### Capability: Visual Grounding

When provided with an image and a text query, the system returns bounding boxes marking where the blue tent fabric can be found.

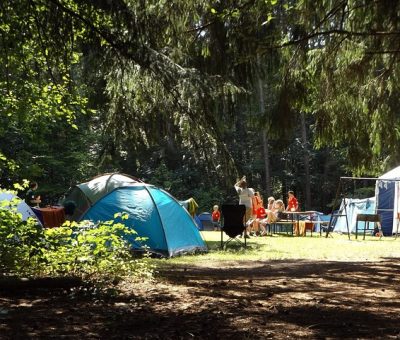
[0,191,42,226]
[304,212,330,232]
[375,165,400,236]
[376,181,395,236]
[197,212,214,231]
[82,184,207,257]
[193,215,203,230]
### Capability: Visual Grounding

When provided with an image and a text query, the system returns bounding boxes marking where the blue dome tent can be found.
[64,174,207,257]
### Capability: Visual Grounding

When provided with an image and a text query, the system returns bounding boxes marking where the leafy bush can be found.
[0,199,153,281]
[43,220,152,280]
[0,206,46,274]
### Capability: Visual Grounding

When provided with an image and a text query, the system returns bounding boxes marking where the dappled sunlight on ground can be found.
[1,234,400,339]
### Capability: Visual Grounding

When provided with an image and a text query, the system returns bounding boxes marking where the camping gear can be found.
[0,191,42,226]
[355,213,383,240]
[61,173,141,221]
[197,212,214,231]
[63,173,207,257]
[220,204,246,249]
[333,197,376,234]
[179,197,198,217]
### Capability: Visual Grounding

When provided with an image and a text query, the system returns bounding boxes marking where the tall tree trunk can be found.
[300,112,311,209]
[257,56,271,196]
[262,130,271,196]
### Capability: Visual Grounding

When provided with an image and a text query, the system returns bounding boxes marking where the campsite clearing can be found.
[1,233,400,339]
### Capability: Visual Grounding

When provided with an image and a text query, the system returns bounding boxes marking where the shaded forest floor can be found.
[1,258,400,339]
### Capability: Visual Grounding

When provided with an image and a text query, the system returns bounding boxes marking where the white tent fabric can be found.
[333,197,376,233]
[375,165,400,235]
[0,190,41,225]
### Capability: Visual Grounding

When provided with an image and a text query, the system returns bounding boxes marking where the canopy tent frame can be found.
[327,176,400,238]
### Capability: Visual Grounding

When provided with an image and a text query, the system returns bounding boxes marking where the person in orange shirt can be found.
[252,192,263,217]
[212,204,221,231]
[249,192,263,235]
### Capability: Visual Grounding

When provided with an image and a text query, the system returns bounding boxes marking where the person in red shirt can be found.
[286,191,299,212]
[251,203,267,236]
[252,192,263,217]
[212,204,221,231]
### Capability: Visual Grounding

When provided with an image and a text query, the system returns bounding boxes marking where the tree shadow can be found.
[1,259,400,339]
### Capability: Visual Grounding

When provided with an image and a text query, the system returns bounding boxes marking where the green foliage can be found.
[0,198,152,281]
[282,0,400,174]
[0,205,46,274]
[2,0,392,217]
[43,220,152,280]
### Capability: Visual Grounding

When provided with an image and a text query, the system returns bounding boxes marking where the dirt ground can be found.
[1,259,400,339]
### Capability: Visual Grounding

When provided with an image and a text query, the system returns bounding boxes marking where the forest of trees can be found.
[1,0,400,213]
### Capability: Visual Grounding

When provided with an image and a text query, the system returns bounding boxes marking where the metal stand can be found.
[355,214,383,240]
[326,178,351,239]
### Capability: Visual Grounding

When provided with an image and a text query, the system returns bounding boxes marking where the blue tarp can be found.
[333,197,376,233]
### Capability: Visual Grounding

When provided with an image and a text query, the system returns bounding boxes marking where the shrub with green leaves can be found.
[43,220,152,280]
[0,197,153,280]
[0,204,46,275]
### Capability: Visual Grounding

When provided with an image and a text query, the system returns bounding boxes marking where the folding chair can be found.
[220,204,246,249]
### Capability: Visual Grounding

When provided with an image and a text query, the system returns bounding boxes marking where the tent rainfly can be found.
[63,173,207,257]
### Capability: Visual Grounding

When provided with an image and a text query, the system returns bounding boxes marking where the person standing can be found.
[286,190,299,212]
[234,176,255,237]
[212,204,221,231]
[25,181,41,207]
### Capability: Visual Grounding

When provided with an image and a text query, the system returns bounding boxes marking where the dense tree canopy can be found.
[1,0,398,211]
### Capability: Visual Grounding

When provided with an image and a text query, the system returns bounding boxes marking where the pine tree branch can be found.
[274,29,400,49]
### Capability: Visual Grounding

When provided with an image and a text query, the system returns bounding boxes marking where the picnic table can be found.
[32,206,65,228]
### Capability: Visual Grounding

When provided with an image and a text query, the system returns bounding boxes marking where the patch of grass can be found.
[161,231,400,266]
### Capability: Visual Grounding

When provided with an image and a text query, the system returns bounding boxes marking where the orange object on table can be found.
[35,206,66,228]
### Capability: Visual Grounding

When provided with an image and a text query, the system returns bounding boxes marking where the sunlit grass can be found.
[161,231,400,266]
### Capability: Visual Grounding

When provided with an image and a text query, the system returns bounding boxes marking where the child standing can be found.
[212,205,221,231]
[286,191,299,212]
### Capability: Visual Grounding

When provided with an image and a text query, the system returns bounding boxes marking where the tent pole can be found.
[343,198,350,240]
[143,185,171,256]
[327,178,342,238]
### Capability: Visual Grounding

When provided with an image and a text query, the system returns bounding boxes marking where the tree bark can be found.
[300,112,311,209]
[257,55,271,196]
